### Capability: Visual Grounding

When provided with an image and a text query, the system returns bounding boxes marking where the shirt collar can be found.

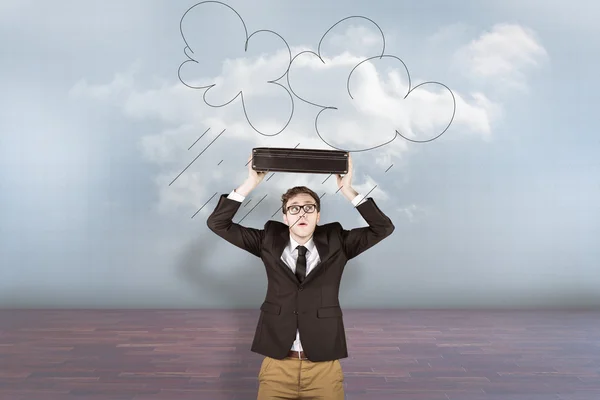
[288,234,315,254]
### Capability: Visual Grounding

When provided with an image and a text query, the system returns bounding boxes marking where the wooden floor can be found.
[0,309,599,400]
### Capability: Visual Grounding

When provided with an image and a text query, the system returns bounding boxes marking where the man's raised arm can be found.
[206,154,268,257]
[335,154,395,259]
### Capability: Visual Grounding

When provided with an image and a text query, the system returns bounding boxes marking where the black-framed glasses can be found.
[286,204,317,215]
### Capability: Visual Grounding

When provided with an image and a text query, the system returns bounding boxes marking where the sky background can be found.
[1,0,599,309]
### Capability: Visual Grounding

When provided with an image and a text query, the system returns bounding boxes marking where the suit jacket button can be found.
[293,310,298,314]
[298,286,303,291]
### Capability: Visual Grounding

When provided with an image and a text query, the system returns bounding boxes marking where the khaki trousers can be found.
[257,355,345,399]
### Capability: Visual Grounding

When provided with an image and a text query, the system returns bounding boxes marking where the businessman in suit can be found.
[206,152,395,399]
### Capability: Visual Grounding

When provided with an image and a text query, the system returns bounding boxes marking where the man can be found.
[206,152,395,399]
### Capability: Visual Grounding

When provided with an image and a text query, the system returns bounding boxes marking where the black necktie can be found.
[295,245,307,283]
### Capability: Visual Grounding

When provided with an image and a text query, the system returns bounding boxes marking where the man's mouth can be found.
[298,222,307,226]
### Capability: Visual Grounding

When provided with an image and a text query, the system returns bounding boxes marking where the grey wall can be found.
[1,0,599,309]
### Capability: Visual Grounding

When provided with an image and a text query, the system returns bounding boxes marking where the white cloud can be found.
[398,204,429,223]
[70,63,212,127]
[286,44,499,151]
[488,0,600,35]
[454,23,548,92]
[70,65,137,102]
[322,24,387,58]
[453,92,502,140]
[177,1,297,137]
[69,24,515,217]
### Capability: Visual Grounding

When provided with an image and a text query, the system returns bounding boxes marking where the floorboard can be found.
[1,309,599,399]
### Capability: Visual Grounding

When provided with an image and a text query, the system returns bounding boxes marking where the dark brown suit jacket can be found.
[206,193,395,362]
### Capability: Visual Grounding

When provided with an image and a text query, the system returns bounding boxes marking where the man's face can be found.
[283,193,320,239]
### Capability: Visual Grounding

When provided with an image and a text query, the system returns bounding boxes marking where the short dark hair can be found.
[281,186,320,214]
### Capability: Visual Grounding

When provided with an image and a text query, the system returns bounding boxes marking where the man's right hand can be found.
[247,152,267,187]
[234,152,267,197]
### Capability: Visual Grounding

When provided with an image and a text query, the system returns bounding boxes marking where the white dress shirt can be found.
[226,189,366,351]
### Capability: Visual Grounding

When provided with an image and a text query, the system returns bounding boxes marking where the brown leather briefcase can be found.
[252,147,348,174]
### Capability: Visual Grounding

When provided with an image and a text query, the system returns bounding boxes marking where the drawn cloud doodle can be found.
[177,3,456,151]
[178,1,294,136]
[286,16,457,152]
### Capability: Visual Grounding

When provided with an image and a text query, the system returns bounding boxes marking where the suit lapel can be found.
[274,227,300,283]
[274,223,330,286]
[301,225,329,285]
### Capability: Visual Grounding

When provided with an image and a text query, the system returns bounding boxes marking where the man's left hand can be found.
[336,153,353,191]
